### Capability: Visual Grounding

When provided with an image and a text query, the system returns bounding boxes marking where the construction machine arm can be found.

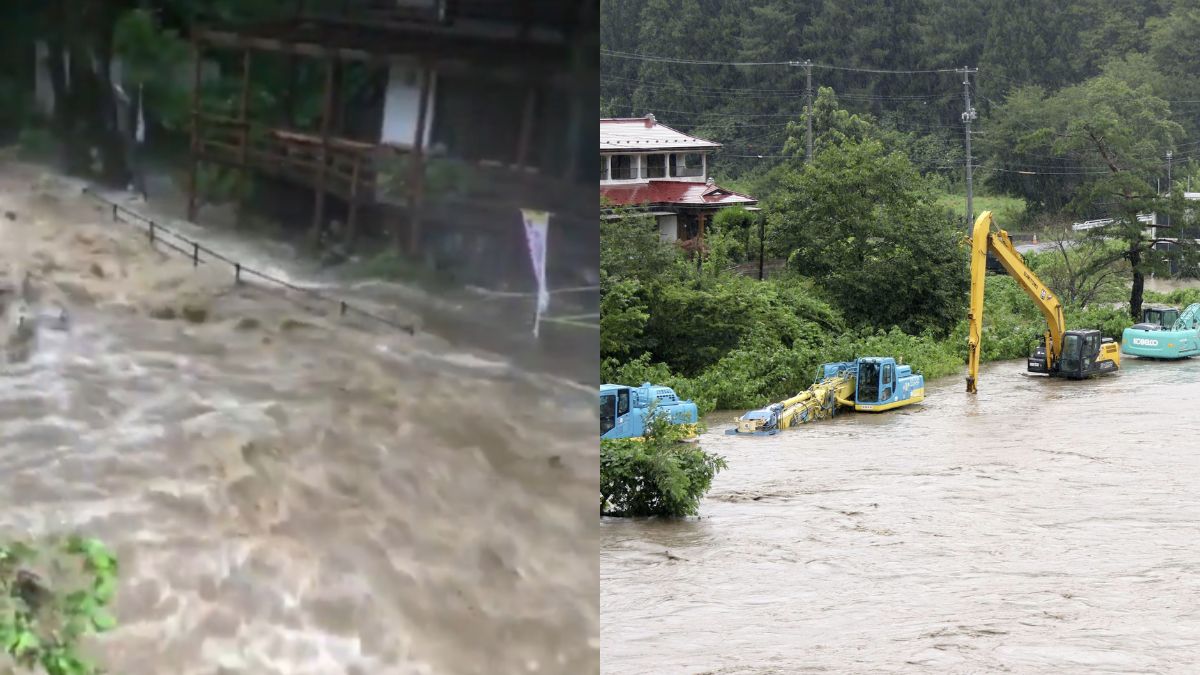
[966,211,1066,393]
[1173,303,1200,331]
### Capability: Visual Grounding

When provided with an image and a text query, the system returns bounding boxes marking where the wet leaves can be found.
[0,536,118,675]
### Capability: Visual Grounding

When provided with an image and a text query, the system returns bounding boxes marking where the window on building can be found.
[645,154,666,179]
[670,152,704,178]
[611,154,635,180]
[600,156,609,181]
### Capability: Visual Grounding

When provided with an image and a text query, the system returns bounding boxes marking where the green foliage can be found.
[601,354,715,415]
[376,156,477,203]
[0,537,118,675]
[935,191,1027,229]
[1023,231,1129,307]
[1065,304,1133,340]
[16,128,56,161]
[641,274,843,376]
[599,210,680,288]
[1144,287,1200,308]
[767,135,968,334]
[344,249,453,288]
[600,408,726,518]
[196,164,253,206]
[599,274,650,360]
[112,8,192,132]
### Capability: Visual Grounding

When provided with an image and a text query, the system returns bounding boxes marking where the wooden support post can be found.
[346,153,361,244]
[333,60,345,136]
[284,54,298,129]
[405,63,433,255]
[237,49,251,227]
[310,57,337,247]
[515,86,537,169]
[186,35,202,222]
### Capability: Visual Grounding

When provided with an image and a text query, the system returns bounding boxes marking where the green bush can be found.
[600,410,726,518]
[1144,288,1200,308]
[0,537,118,675]
[16,128,56,161]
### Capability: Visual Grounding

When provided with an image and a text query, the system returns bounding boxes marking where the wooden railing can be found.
[194,112,590,217]
[194,113,388,203]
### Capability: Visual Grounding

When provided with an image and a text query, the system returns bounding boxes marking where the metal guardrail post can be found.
[192,243,199,267]
[148,221,155,244]
[112,204,118,221]
[235,263,241,283]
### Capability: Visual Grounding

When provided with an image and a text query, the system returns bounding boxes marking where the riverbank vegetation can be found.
[601,92,1145,412]
[603,0,1200,411]
[0,537,118,675]
[600,411,726,518]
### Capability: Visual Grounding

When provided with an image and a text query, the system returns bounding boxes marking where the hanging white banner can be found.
[520,208,551,337]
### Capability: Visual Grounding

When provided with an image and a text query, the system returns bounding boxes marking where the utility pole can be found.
[1166,150,1173,229]
[758,211,765,281]
[959,67,978,232]
[805,60,813,163]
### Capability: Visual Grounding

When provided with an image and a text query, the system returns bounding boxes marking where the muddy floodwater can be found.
[602,357,1200,673]
[0,164,597,674]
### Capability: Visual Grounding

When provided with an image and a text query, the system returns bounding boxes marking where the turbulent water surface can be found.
[602,357,1200,674]
[0,163,598,674]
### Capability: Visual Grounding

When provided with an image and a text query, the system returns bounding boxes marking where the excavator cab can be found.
[857,360,880,402]
[1135,305,1180,331]
[1056,329,1119,379]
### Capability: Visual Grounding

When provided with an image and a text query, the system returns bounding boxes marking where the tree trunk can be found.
[42,0,130,185]
[1129,245,1144,320]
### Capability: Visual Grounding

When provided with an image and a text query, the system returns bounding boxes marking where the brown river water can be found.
[602,357,1200,673]
[0,164,598,674]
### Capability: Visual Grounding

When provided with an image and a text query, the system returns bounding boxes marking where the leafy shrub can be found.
[0,537,118,675]
[16,128,56,161]
[601,354,715,415]
[1144,287,1200,308]
[600,410,726,518]
[1066,304,1133,339]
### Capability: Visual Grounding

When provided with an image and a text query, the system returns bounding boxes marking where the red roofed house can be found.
[600,114,758,242]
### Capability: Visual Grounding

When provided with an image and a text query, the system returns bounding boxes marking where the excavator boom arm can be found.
[966,211,1066,393]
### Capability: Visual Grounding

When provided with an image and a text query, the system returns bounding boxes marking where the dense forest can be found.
[599,0,1200,409]
[602,0,1200,197]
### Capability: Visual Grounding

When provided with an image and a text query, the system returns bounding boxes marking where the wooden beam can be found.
[187,35,202,222]
[405,63,433,255]
[236,49,253,227]
[310,58,337,245]
[284,53,298,128]
[514,86,537,168]
[346,154,361,244]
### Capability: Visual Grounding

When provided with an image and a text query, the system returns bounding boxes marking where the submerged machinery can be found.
[966,211,1119,392]
[727,357,924,436]
[600,382,699,440]
[1121,303,1200,359]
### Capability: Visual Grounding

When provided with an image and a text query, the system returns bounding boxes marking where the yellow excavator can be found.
[966,210,1120,393]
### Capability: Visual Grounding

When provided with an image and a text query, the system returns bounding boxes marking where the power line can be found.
[601,48,962,74]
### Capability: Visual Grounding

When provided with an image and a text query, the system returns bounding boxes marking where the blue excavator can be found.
[1121,303,1200,359]
[600,382,699,440]
[726,357,924,435]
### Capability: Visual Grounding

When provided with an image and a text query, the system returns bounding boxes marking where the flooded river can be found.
[0,164,598,674]
[602,357,1200,673]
